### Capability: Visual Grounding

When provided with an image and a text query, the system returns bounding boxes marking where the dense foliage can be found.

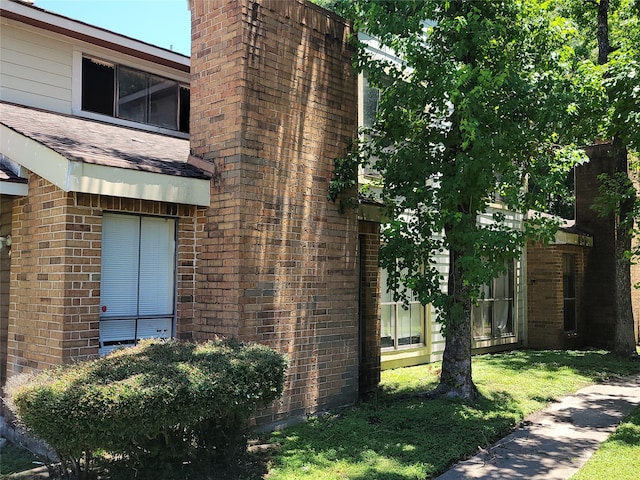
[5,338,287,479]
[556,0,640,356]
[331,0,586,397]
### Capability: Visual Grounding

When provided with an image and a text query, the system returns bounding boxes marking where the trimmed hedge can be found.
[5,338,287,479]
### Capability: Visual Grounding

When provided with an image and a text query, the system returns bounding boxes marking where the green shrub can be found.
[4,338,287,479]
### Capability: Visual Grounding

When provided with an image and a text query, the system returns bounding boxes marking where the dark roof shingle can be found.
[0,102,209,180]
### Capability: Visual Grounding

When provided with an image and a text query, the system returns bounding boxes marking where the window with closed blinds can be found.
[99,213,176,355]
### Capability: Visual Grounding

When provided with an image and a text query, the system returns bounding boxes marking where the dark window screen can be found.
[82,57,114,116]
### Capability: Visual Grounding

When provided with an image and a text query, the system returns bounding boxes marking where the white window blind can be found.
[99,213,176,355]
[139,216,175,316]
[101,214,140,317]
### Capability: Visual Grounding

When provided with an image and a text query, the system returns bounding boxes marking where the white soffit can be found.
[0,181,28,196]
[0,153,28,196]
[0,124,210,206]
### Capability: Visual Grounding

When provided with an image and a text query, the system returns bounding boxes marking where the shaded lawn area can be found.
[570,403,640,480]
[0,441,44,477]
[263,349,640,480]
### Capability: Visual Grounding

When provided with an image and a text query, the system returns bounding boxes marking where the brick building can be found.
[0,0,381,427]
[526,143,640,351]
[1,0,637,433]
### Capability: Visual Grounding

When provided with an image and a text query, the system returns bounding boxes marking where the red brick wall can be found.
[0,197,12,385]
[190,0,359,424]
[527,242,587,349]
[576,144,624,348]
[359,221,380,394]
[5,175,201,377]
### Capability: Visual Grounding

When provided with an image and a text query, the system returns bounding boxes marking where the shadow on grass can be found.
[262,349,640,479]
[265,389,523,480]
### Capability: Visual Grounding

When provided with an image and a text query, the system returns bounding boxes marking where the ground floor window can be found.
[99,213,176,355]
[472,264,515,339]
[380,268,423,349]
[563,254,577,332]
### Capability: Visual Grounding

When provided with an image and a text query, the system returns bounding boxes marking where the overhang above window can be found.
[0,102,210,206]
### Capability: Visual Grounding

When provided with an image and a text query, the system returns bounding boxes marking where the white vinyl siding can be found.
[0,20,73,113]
[99,213,175,355]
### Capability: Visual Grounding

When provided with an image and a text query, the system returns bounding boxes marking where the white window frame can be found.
[99,213,177,355]
[71,50,189,138]
[471,263,516,340]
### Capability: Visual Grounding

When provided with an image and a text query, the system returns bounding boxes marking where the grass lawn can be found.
[0,441,44,478]
[2,349,637,479]
[570,403,640,480]
[263,349,640,480]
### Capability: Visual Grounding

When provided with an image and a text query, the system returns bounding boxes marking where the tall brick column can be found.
[358,220,381,394]
[576,144,617,348]
[190,0,360,425]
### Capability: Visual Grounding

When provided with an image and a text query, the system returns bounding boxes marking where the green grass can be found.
[0,442,44,478]
[262,349,640,480]
[570,403,640,480]
[2,349,638,479]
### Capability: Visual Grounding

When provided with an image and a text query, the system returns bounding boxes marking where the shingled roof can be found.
[0,102,209,180]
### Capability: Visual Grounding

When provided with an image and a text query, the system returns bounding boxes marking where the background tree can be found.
[561,0,640,356]
[332,0,585,399]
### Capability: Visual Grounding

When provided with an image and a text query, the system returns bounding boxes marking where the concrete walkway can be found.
[435,373,640,480]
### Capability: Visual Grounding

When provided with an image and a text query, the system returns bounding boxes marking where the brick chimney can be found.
[189,0,360,426]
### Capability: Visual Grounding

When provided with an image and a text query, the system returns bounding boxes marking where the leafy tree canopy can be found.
[333,0,585,320]
[555,0,640,150]
[330,0,594,397]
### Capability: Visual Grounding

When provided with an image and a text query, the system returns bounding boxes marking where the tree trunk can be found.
[597,1,638,357]
[436,239,478,400]
[612,137,638,356]
[597,0,611,65]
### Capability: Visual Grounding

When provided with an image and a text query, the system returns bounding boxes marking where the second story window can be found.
[81,57,189,133]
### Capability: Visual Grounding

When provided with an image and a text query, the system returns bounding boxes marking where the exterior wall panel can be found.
[0,20,73,113]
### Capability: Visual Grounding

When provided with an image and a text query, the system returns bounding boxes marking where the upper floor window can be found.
[82,57,189,133]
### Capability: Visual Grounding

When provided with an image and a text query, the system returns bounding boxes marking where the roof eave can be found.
[0,124,210,206]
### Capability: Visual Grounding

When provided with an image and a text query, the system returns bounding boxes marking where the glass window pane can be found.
[82,57,114,116]
[381,304,395,348]
[397,304,412,345]
[472,302,492,338]
[118,66,148,123]
[494,272,509,300]
[362,75,380,129]
[100,214,140,317]
[493,299,513,335]
[148,75,178,129]
[380,268,393,303]
[179,85,190,133]
[137,318,172,340]
[564,299,577,331]
[410,302,422,344]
